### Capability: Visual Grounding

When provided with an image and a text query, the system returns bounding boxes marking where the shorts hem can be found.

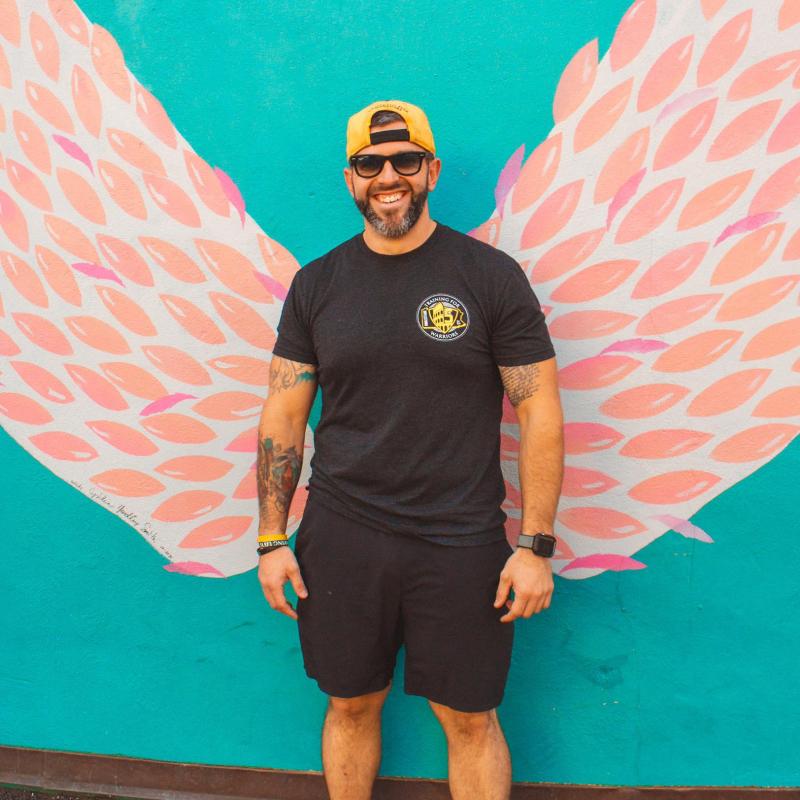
[307,671,393,699]
[403,684,503,713]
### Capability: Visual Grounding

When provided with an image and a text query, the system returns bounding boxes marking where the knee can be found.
[429,700,497,739]
[328,681,391,718]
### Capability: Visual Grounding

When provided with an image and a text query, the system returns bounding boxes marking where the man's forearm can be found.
[517,417,564,535]
[256,411,305,536]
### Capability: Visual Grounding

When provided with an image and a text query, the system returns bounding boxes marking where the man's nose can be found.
[375,158,401,182]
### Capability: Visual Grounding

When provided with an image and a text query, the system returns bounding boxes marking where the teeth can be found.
[375,192,403,203]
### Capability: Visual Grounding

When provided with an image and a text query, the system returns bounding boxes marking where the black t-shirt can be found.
[272,221,556,546]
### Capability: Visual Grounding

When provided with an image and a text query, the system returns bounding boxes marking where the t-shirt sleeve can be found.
[271,269,318,365]
[491,260,556,367]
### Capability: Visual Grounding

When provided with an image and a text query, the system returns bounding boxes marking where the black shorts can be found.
[293,493,515,713]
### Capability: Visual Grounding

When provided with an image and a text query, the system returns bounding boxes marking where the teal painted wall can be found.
[2,0,799,788]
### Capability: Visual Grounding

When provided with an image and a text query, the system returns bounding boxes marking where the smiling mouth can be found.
[372,191,407,205]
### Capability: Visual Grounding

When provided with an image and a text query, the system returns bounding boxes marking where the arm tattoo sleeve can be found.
[268,357,316,396]
[498,362,543,407]
[257,436,302,517]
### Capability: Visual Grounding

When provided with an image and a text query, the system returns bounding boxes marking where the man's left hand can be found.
[494,547,554,622]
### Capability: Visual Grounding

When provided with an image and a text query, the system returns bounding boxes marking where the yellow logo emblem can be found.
[417,294,470,341]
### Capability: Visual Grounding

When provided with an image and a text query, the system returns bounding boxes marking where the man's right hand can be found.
[258,545,309,621]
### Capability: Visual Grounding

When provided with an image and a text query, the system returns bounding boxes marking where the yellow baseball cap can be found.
[346,99,436,160]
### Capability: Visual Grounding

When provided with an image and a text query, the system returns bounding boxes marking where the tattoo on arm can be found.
[498,363,542,407]
[268,357,316,396]
[257,437,302,517]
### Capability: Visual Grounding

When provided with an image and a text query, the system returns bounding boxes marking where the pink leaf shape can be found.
[549,310,636,340]
[707,100,782,162]
[152,490,225,522]
[180,516,254,548]
[558,354,641,390]
[629,470,720,504]
[552,259,639,303]
[728,50,800,101]
[653,330,742,372]
[637,36,694,113]
[85,420,159,456]
[562,466,620,497]
[531,227,606,283]
[768,101,800,154]
[553,39,598,123]
[653,98,717,171]
[711,223,784,284]
[520,180,583,249]
[0,392,54,425]
[615,179,684,245]
[609,0,657,72]
[29,431,98,461]
[711,424,800,462]
[601,383,690,419]
[687,369,771,417]
[697,10,752,87]
[89,468,166,497]
[558,506,647,538]
[563,422,625,454]
[574,79,633,153]
[677,170,754,231]
[635,293,723,335]
[495,144,525,218]
[510,134,562,214]
[225,428,259,453]
[594,127,650,204]
[748,156,800,216]
[620,429,713,459]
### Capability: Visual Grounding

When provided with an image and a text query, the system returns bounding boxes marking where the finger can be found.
[288,565,309,599]
[274,592,298,620]
[493,575,511,608]
[500,596,526,623]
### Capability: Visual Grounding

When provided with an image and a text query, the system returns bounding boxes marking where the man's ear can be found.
[343,167,355,198]
[427,157,442,191]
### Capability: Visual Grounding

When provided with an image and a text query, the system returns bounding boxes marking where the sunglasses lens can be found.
[392,153,423,174]
[355,156,384,177]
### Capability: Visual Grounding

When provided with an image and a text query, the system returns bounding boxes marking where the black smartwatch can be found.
[516,532,556,557]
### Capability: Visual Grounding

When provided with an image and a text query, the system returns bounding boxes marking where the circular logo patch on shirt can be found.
[416,293,470,341]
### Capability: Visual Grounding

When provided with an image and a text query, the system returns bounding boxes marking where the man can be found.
[256,99,564,800]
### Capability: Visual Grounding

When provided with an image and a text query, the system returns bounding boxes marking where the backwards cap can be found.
[346,99,435,160]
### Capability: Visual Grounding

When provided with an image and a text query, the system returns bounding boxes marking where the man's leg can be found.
[429,701,511,800]
[321,681,392,800]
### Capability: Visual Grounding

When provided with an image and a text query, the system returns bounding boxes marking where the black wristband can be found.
[257,540,290,556]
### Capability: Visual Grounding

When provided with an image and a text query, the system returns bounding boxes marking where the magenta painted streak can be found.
[560,553,647,573]
[655,87,718,124]
[72,261,124,285]
[714,211,781,246]
[163,561,226,577]
[607,167,646,229]
[255,270,288,301]
[599,337,669,355]
[651,514,715,542]
[495,144,525,218]
[141,393,198,416]
[214,166,246,226]
[53,134,94,174]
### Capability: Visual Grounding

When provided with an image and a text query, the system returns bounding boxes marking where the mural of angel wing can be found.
[0,0,313,578]
[473,0,800,578]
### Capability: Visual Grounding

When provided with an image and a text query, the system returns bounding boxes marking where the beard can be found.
[354,180,429,239]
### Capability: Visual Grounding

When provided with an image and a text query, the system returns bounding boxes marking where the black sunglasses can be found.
[349,151,433,178]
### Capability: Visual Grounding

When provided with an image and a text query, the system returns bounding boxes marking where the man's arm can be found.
[256,355,318,621]
[497,356,564,536]
[493,355,564,622]
[257,355,318,537]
